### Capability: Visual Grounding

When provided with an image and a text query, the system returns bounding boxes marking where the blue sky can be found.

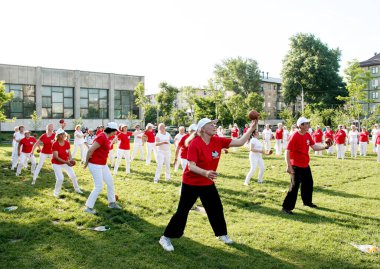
[1,0,379,93]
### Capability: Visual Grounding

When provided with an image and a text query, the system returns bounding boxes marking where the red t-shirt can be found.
[178,133,190,159]
[39,133,56,154]
[231,128,239,138]
[19,137,37,153]
[108,135,116,149]
[118,132,133,150]
[145,130,155,143]
[51,140,70,164]
[89,132,110,165]
[183,136,231,186]
[359,131,369,142]
[376,134,380,145]
[243,127,248,134]
[324,130,334,140]
[335,130,346,144]
[287,132,315,168]
[275,129,283,139]
[96,130,103,136]
[313,130,323,143]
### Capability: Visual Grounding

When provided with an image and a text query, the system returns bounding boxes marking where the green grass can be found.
[0,143,379,269]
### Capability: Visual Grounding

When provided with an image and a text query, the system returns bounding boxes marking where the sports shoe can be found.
[159,236,174,251]
[108,202,122,209]
[153,179,158,184]
[84,207,97,215]
[31,180,36,185]
[304,203,318,208]
[282,208,294,215]
[218,235,233,244]
[243,182,249,186]
[75,189,83,194]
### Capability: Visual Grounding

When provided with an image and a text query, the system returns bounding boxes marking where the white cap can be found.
[120,124,127,129]
[106,122,118,130]
[24,130,31,133]
[188,124,197,131]
[146,123,154,129]
[296,117,310,127]
[196,118,218,131]
[56,128,66,135]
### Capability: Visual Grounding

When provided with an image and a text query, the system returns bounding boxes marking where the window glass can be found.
[64,98,73,108]
[4,84,35,118]
[80,88,108,118]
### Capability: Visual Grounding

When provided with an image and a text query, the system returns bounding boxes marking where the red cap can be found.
[59,119,65,124]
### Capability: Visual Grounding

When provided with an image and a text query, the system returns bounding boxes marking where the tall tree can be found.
[281,33,346,109]
[214,57,261,97]
[156,82,179,120]
[133,82,149,122]
[0,81,13,122]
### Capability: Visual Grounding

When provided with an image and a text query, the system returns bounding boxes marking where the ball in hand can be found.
[36,149,41,153]
[248,110,260,120]
[69,160,76,166]
[325,138,333,146]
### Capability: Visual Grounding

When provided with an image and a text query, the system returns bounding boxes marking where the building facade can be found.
[359,53,380,116]
[0,64,143,131]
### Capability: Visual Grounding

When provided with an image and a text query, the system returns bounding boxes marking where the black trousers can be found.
[282,166,314,210]
[164,183,227,238]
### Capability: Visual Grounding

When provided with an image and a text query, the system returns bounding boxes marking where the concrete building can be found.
[359,53,380,116]
[0,64,143,131]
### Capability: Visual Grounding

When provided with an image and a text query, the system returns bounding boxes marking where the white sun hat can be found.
[196,118,218,131]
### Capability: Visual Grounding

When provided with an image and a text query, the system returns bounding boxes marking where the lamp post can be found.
[295,81,304,114]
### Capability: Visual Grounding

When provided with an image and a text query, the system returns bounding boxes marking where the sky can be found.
[1,0,380,94]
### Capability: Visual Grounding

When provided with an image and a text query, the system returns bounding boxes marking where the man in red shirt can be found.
[359,127,369,156]
[335,125,347,159]
[16,130,37,176]
[323,126,335,155]
[275,123,284,155]
[313,125,323,156]
[114,124,133,176]
[282,117,332,215]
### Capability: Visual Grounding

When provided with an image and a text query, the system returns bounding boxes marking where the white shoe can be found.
[218,235,233,244]
[159,236,174,251]
[258,180,263,184]
[243,182,249,186]
[84,207,97,215]
[153,179,158,183]
[108,202,122,209]
[75,189,83,194]
[53,192,59,197]
[31,180,36,185]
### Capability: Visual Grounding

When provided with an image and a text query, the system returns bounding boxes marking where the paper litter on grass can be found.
[350,243,380,253]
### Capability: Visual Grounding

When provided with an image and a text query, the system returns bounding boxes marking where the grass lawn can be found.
[0,143,379,269]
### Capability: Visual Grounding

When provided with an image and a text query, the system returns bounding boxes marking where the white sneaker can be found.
[243,182,249,186]
[153,179,158,184]
[218,235,233,244]
[84,207,97,215]
[75,189,83,194]
[31,180,36,185]
[108,202,122,209]
[159,236,174,251]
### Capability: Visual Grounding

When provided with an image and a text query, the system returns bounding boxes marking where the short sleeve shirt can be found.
[40,133,56,154]
[335,130,346,144]
[178,133,190,159]
[144,130,155,143]
[287,132,315,168]
[183,136,231,186]
[19,137,37,153]
[118,132,133,150]
[249,137,263,156]
[313,130,323,143]
[275,129,283,139]
[51,140,70,164]
[359,131,369,142]
[89,132,110,165]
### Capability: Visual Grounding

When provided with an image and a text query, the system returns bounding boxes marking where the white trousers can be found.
[154,150,171,182]
[245,153,265,185]
[275,139,282,155]
[283,140,288,150]
[11,144,19,169]
[336,144,345,159]
[326,143,334,154]
[72,143,85,162]
[231,138,237,152]
[114,149,130,175]
[52,164,80,196]
[263,139,271,151]
[145,142,157,165]
[33,153,52,181]
[314,143,323,156]
[372,137,377,152]
[131,143,144,161]
[377,145,380,162]
[16,153,36,175]
[109,149,116,166]
[359,142,367,156]
[180,158,188,171]
[86,163,116,208]
[349,140,358,157]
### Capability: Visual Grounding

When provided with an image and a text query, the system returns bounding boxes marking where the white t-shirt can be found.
[133,130,144,145]
[262,129,272,140]
[14,132,25,143]
[249,137,263,156]
[348,130,359,143]
[12,132,19,147]
[217,130,224,137]
[283,129,289,141]
[372,128,379,142]
[156,132,171,151]
[74,130,84,145]
[85,134,96,146]
[174,133,185,147]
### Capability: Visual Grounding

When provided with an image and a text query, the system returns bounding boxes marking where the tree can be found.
[127,111,138,128]
[281,33,346,110]
[245,92,264,114]
[0,81,14,122]
[279,107,296,129]
[144,105,158,125]
[214,57,261,97]
[193,97,216,122]
[156,82,179,119]
[337,59,371,127]
[133,82,149,122]
[225,95,246,124]
[31,111,42,132]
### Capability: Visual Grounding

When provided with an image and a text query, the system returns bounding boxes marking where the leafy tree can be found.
[214,57,261,97]
[172,108,190,126]
[72,117,84,129]
[225,95,246,124]
[179,85,198,112]
[245,92,264,114]
[144,105,158,125]
[31,111,42,132]
[133,82,149,122]
[279,107,296,129]
[0,81,14,122]
[193,97,216,121]
[156,82,179,119]
[337,59,371,126]
[281,33,346,109]
[127,111,138,128]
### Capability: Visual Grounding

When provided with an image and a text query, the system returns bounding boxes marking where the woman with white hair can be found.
[145,123,157,165]
[358,127,369,156]
[323,126,334,155]
[217,126,224,137]
[371,124,379,153]
[32,123,55,184]
[84,128,96,158]
[153,123,173,183]
[51,129,82,197]
[274,123,283,155]
[11,126,20,170]
[158,117,257,252]
[262,124,273,151]
[313,126,323,156]
[113,124,133,176]
[230,124,239,152]
[348,125,359,158]
[173,126,186,172]
[174,124,197,171]
[72,125,85,163]
[16,130,37,176]
[84,122,121,214]
[282,126,289,149]
[131,124,145,161]
[12,125,25,170]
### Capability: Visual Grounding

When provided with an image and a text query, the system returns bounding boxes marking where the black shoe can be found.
[304,203,318,208]
[282,208,294,215]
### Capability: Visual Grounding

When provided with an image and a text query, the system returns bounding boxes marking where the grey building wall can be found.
[0,64,144,132]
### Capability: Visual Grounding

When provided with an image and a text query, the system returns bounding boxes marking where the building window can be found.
[4,84,35,118]
[80,88,108,119]
[372,79,379,88]
[372,67,379,74]
[114,90,139,119]
[372,91,379,99]
[41,86,74,119]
